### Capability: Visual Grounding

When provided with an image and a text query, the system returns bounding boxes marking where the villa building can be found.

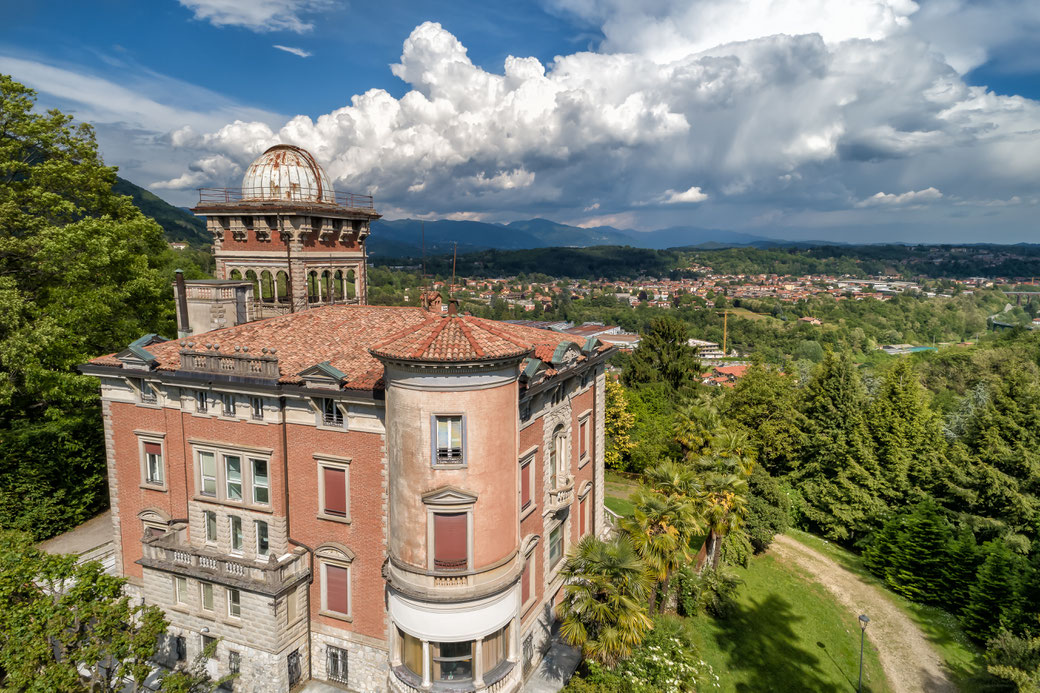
[81,146,610,692]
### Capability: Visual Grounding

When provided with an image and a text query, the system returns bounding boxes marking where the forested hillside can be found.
[111,176,209,246]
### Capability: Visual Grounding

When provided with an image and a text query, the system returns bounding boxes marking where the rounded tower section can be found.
[241,144,335,203]
[371,312,528,691]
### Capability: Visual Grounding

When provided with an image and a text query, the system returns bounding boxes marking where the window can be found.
[400,630,423,678]
[195,390,208,413]
[256,521,269,557]
[549,525,564,570]
[327,646,349,684]
[318,460,349,520]
[225,455,242,500]
[580,371,590,388]
[324,564,349,616]
[221,393,235,417]
[251,459,269,505]
[580,495,589,536]
[229,651,241,675]
[549,427,563,490]
[432,641,472,682]
[174,576,188,605]
[201,634,216,657]
[136,378,157,403]
[205,511,217,542]
[175,636,187,662]
[433,512,467,572]
[520,399,531,422]
[579,417,589,460]
[521,561,532,606]
[482,626,508,675]
[520,457,533,511]
[230,516,243,553]
[321,398,343,427]
[251,396,264,420]
[201,582,214,611]
[199,451,217,496]
[286,586,298,624]
[551,386,564,406]
[433,415,464,465]
[144,442,164,486]
[227,588,241,618]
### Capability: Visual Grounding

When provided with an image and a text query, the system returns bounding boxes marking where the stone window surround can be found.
[128,377,160,407]
[317,542,355,623]
[315,454,352,524]
[310,396,349,432]
[189,438,274,512]
[134,430,167,492]
[576,409,593,469]
[518,446,538,521]
[545,516,567,585]
[422,487,478,574]
[430,413,467,469]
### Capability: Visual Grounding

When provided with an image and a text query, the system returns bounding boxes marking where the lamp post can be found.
[858,614,870,693]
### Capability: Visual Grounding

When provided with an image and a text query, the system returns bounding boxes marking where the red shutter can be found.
[144,442,162,456]
[521,463,531,507]
[323,467,346,516]
[325,564,348,614]
[521,563,531,604]
[580,497,587,535]
[434,513,467,570]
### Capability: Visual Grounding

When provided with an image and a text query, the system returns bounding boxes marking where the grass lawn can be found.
[605,470,641,517]
[683,549,891,693]
[789,530,992,692]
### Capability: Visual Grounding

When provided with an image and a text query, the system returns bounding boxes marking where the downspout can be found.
[282,395,314,681]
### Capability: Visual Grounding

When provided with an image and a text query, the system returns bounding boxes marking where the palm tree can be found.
[699,470,749,569]
[619,488,701,613]
[673,401,719,459]
[556,535,655,668]
[644,458,700,499]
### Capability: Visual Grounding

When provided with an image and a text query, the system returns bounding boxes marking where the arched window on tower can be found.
[346,269,356,300]
[307,271,319,303]
[260,270,274,303]
[229,269,242,280]
[276,271,289,304]
[333,270,344,301]
[245,270,259,300]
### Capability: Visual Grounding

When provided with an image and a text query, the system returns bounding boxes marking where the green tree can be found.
[743,466,791,554]
[556,535,655,668]
[962,540,1026,641]
[604,378,636,470]
[622,317,699,394]
[795,351,882,543]
[0,75,176,539]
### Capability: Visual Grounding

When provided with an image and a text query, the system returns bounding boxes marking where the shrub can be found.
[721,528,753,568]
[698,566,744,619]
[744,467,791,553]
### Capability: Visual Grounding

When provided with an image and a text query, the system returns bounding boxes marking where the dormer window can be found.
[134,378,156,403]
[321,398,343,427]
[433,415,464,466]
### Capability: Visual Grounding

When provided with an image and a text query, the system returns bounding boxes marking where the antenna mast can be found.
[451,242,458,299]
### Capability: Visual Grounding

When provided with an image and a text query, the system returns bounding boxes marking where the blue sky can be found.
[2,0,1039,243]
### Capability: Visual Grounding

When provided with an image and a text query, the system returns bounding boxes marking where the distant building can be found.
[798,316,823,326]
[701,364,749,387]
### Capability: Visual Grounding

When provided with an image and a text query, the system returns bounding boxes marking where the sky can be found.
[2,0,1039,243]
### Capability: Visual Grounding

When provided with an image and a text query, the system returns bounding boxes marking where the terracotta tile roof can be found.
[88,305,595,391]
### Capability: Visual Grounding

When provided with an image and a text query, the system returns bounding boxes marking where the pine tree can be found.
[962,540,1026,641]
[885,499,953,603]
[795,351,883,543]
[943,526,981,614]
[622,317,699,395]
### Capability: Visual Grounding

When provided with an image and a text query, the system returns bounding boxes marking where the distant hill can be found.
[113,177,208,246]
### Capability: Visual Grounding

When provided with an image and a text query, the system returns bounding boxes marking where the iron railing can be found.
[197,187,374,210]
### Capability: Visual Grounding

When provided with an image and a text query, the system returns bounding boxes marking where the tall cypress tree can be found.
[795,351,882,543]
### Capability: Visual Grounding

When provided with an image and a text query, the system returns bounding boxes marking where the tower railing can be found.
[197,187,375,210]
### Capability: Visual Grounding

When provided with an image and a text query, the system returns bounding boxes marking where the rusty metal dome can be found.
[241,144,335,204]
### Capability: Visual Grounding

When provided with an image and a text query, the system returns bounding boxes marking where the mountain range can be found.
[117,176,826,254]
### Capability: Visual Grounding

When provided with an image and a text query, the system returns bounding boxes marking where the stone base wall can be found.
[520,600,557,680]
[311,629,389,692]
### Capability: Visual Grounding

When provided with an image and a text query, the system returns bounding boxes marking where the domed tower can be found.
[192,145,379,317]
[371,310,529,691]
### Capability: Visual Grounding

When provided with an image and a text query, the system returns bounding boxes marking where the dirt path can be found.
[770,534,957,693]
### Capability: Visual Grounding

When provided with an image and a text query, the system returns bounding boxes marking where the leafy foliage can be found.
[623,317,699,394]
[604,378,636,470]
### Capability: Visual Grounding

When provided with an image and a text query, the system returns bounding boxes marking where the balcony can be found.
[384,551,521,603]
[546,475,575,514]
[140,532,309,596]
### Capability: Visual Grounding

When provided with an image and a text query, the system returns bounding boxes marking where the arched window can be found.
[276,271,289,303]
[260,270,274,303]
[346,269,356,299]
[229,269,242,280]
[321,270,332,303]
[244,270,259,299]
[333,270,344,301]
[308,271,319,303]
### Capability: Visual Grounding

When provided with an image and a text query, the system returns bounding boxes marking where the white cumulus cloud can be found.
[856,187,943,207]
[660,186,709,204]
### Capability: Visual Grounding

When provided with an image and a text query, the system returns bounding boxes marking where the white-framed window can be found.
[432,415,464,466]
[174,576,188,605]
[230,516,243,553]
[256,520,269,557]
[199,451,217,496]
[195,390,208,413]
[200,582,214,612]
[316,456,350,523]
[221,393,235,417]
[549,524,564,570]
[320,397,343,427]
[250,396,264,421]
[316,544,354,621]
[205,510,217,543]
[251,459,269,505]
[144,442,164,486]
[225,455,242,501]
[227,588,241,618]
